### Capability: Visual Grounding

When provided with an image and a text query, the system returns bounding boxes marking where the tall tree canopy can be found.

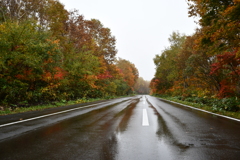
[151,0,240,98]
[0,0,139,107]
[116,58,139,94]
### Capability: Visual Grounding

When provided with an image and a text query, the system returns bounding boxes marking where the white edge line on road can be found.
[0,102,108,128]
[142,109,149,126]
[158,98,240,122]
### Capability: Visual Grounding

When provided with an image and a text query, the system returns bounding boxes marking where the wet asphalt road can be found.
[0,95,240,160]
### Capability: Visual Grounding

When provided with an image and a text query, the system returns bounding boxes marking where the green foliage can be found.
[0,1,139,109]
[151,1,240,101]
[0,20,62,105]
[176,96,240,112]
[0,97,103,115]
[114,79,130,96]
[151,31,186,94]
[156,95,240,119]
[211,98,240,112]
[116,58,139,88]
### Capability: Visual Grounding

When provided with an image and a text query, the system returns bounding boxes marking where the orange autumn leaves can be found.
[116,58,139,88]
[0,0,139,106]
[151,0,240,98]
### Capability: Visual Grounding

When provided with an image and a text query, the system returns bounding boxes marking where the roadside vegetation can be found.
[150,0,240,117]
[0,0,150,114]
[0,95,138,116]
[154,95,240,119]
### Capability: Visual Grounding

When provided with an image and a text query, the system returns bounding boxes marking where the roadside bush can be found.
[175,95,240,112]
[175,96,182,101]
[0,21,62,106]
[219,98,240,112]
[184,97,195,102]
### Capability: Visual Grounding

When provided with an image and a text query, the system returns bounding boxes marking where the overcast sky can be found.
[59,0,198,81]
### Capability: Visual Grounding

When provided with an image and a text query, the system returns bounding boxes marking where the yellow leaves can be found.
[46,39,60,53]
[0,24,6,32]
[104,82,117,94]
[75,97,89,104]
[236,48,240,58]
[98,56,107,72]
[84,74,98,88]
[41,82,60,100]
[41,87,49,93]
[233,0,240,3]
[53,39,60,44]
[116,58,139,88]
[223,5,235,15]
[75,99,84,104]
[44,58,54,64]
[46,39,60,45]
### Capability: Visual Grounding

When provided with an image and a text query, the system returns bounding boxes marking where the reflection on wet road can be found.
[0,95,240,160]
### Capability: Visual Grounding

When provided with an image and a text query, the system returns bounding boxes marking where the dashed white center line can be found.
[143,96,146,104]
[142,109,149,126]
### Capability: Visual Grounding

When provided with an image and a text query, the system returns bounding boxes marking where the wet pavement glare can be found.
[0,95,240,160]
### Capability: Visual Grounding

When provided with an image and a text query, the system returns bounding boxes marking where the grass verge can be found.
[155,96,240,120]
[0,95,136,116]
[0,97,110,116]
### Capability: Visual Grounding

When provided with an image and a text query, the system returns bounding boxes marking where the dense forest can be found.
[0,0,149,108]
[134,77,150,94]
[150,0,240,111]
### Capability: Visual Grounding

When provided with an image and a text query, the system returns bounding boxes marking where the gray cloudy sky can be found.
[59,0,198,81]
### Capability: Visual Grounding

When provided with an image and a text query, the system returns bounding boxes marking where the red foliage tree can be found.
[210,49,240,98]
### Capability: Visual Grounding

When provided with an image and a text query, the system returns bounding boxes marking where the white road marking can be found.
[143,96,146,104]
[0,101,108,128]
[142,109,149,126]
[158,98,240,122]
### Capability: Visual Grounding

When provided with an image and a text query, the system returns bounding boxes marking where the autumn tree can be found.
[188,0,240,54]
[0,0,27,22]
[210,50,240,98]
[116,58,139,94]
[151,0,240,98]
[153,32,186,94]
[187,0,240,97]
[63,10,121,98]
[0,20,63,104]
[0,0,140,107]
[134,77,150,94]
[85,19,117,63]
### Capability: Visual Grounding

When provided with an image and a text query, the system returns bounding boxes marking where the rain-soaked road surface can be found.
[0,95,240,160]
